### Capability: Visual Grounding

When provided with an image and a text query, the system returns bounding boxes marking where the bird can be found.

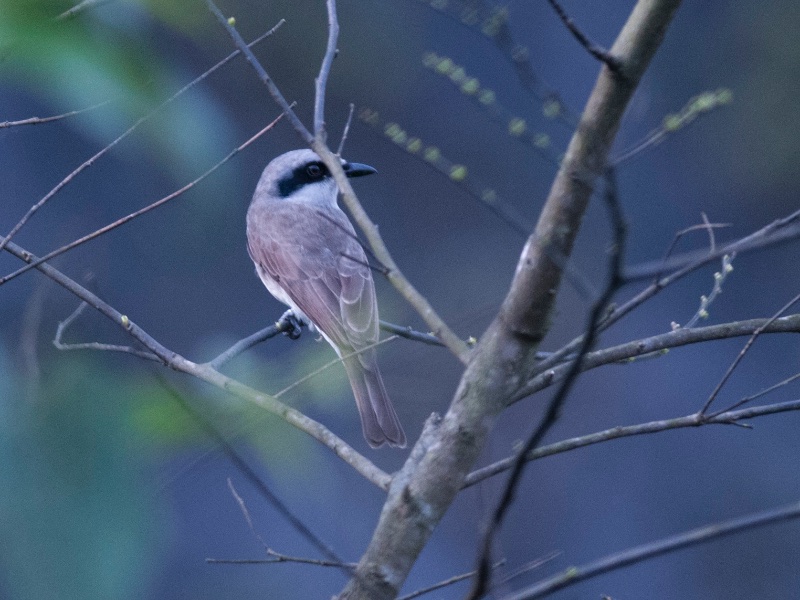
[246,149,406,448]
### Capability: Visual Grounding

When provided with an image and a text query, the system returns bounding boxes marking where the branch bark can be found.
[338,1,683,597]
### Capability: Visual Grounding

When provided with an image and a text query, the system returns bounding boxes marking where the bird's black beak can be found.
[343,162,377,178]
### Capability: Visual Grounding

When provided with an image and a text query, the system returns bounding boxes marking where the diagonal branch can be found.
[464,398,800,488]
[206,0,469,363]
[3,241,391,491]
[338,1,683,598]
[502,498,800,599]
[0,20,285,255]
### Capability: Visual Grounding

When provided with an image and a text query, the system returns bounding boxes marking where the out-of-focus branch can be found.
[0,115,286,287]
[501,499,800,599]
[0,100,110,128]
[0,20,285,256]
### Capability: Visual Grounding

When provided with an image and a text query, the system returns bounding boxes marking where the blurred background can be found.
[2,0,800,598]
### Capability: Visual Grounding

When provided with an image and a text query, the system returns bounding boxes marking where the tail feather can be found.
[342,354,406,448]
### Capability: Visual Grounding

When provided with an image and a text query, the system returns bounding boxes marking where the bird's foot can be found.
[278,310,305,340]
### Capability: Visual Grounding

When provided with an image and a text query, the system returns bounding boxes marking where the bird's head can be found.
[254,149,377,205]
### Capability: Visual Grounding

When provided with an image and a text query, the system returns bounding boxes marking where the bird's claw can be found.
[278,311,305,340]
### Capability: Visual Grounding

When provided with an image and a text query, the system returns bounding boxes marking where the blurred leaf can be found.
[0,356,164,600]
[0,0,234,180]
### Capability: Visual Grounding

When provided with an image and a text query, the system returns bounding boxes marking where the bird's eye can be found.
[306,164,322,178]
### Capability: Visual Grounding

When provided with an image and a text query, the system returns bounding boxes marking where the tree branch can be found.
[3,241,391,491]
[314,0,339,139]
[206,0,470,363]
[338,1,683,598]
[0,20,285,256]
[501,499,800,599]
[464,398,800,488]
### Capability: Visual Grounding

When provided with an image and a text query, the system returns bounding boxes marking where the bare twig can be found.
[336,103,356,156]
[513,314,800,403]
[273,336,398,398]
[208,318,448,370]
[464,398,800,488]
[532,207,800,384]
[699,291,800,415]
[469,168,626,598]
[545,0,621,71]
[322,145,472,362]
[501,499,800,599]
[709,371,800,417]
[396,560,506,600]
[314,0,340,139]
[0,20,285,256]
[159,379,346,566]
[207,549,356,568]
[1,115,286,287]
[623,206,800,283]
[0,100,111,128]
[4,240,391,490]
[205,0,313,144]
[57,0,114,20]
[228,478,261,540]
[54,301,160,361]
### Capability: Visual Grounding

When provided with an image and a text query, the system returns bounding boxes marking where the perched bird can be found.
[246,149,406,448]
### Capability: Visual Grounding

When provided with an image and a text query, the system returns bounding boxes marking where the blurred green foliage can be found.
[0,354,164,600]
[0,0,232,180]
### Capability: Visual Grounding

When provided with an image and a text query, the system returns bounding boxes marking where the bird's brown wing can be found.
[246,201,378,354]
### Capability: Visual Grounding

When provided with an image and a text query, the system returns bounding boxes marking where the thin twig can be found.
[321,145,472,362]
[57,0,114,20]
[513,314,800,403]
[493,552,562,587]
[314,0,340,139]
[464,398,800,488]
[502,499,800,599]
[336,103,356,156]
[699,291,800,415]
[207,550,356,568]
[205,0,313,144]
[469,168,626,599]
[0,21,286,256]
[54,301,160,360]
[0,100,111,128]
[709,371,800,418]
[396,561,506,600]
[273,336,398,398]
[4,240,391,490]
[532,208,800,384]
[158,378,346,566]
[1,115,286,287]
[545,0,621,71]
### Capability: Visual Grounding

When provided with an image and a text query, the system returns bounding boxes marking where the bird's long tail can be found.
[342,352,406,448]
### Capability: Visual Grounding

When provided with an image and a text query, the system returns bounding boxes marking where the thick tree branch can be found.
[338,1,683,598]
